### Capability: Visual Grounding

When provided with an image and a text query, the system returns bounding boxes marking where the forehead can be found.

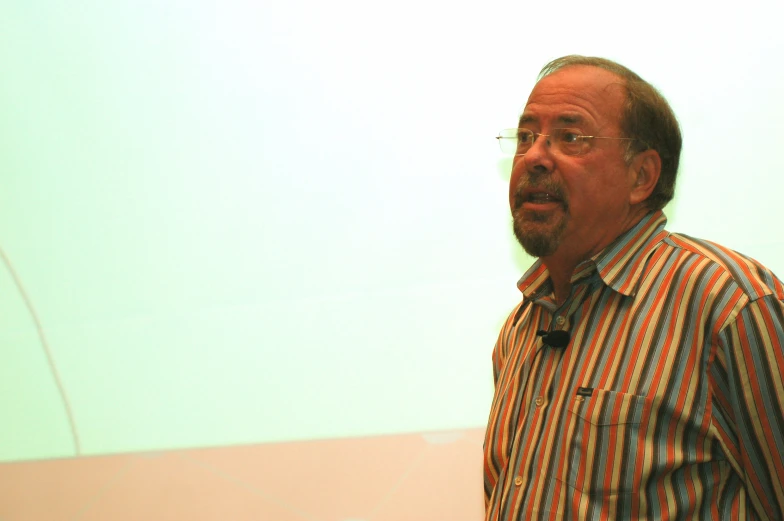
[520,66,626,130]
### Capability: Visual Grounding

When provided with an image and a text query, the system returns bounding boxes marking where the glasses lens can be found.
[497,129,533,155]
[554,128,586,156]
[497,129,518,154]
[516,129,534,155]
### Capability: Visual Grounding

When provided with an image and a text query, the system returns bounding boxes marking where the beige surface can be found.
[0,428,485,521]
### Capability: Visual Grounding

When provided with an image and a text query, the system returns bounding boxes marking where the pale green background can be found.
[1,0,783,461]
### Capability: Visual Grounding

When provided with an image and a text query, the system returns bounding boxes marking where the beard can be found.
[512,209,568,257]
[511,178,569,258]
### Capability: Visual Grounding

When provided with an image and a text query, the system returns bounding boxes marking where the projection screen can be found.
[1,0,782,519]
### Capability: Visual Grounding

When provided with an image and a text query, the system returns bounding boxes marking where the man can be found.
[483,55,784,521]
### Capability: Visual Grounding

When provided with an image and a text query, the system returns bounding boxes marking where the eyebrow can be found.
[517,113,585,127]
[518,114,536,126]
[556,114,583,125]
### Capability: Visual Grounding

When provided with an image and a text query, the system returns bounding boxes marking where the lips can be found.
[525,191,562,203]
[514,187,565,210]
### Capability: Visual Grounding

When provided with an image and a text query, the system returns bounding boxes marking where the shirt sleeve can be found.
[712,294,784,520]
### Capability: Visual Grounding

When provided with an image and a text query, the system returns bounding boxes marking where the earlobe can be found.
[629,150,662,206]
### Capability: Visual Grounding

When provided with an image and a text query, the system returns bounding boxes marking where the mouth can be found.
[514,189,565,210]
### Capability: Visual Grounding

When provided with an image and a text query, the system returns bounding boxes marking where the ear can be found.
[628,149,661,206]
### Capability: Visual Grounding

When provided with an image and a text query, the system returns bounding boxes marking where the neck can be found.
[541,258,578,306]
[541,210,652,305]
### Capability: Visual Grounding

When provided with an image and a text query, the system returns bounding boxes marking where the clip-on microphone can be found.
[536,329,570,348]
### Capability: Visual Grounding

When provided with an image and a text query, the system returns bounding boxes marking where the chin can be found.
[512,215,567,258]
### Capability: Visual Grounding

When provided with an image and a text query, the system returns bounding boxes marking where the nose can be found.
[509,135,553,208]
[521,133,555,175]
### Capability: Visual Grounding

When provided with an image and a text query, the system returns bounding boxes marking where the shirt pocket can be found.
[562,388,651,496]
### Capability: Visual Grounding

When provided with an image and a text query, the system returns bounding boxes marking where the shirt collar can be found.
[517,211,669,300]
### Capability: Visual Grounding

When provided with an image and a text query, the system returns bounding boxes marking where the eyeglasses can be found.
[496,128,637,157]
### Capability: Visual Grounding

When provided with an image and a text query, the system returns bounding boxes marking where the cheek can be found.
[571,182,623,220]
[508,159,525,207]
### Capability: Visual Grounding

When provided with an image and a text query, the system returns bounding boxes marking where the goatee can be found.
[511,182,568,257]
[512,210,567,257]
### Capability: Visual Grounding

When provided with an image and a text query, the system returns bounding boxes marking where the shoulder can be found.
[662,232,784,302]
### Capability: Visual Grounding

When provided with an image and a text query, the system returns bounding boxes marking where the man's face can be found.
[510,65,639,262]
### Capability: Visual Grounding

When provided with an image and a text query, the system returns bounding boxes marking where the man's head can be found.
[510,56,682,262]
[538,56,682,211]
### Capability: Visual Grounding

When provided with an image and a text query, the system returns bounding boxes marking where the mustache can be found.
[512,179,568,210]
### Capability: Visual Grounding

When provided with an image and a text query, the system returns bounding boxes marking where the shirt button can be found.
[514,476,523,486]
[535,396,544,407]
[575,396,584,403]
[555,316,566,326]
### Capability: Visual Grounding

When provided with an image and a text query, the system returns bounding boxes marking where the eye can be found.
[559,129,582,143]
[517,129,535,145]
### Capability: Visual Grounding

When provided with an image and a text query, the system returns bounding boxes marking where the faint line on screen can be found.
[0,246,81,455]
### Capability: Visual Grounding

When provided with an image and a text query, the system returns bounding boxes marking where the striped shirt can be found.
[483,211,784,521]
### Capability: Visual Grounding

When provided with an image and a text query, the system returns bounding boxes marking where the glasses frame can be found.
[496,128,638,157]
